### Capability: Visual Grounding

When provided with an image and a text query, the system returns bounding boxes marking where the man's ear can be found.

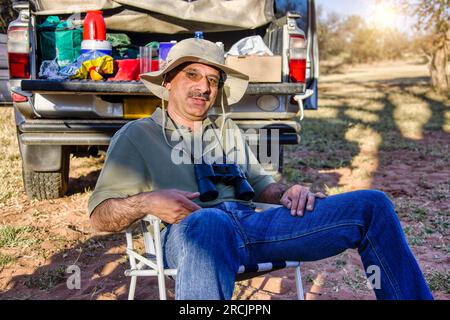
[163,80,171,90]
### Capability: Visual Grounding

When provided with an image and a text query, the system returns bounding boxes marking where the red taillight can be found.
[289,59,306,83]
[8,52,30,78]
[289,35,307,83]
[7,26,30,79]
[12,92,28,102]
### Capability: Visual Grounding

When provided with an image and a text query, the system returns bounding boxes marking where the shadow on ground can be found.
[2,73,449,300]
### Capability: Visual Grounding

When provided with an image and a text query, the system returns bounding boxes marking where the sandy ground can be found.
[0,60,449,300]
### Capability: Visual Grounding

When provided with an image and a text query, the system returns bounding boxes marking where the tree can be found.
[397,0,449,92]
[347,27,383,63]
[381,29,411,60]
[319,14,385,64]
[316,6,347,60]
[0,0,16,34]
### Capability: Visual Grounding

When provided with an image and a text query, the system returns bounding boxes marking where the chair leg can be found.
[128,275,137,300]
[152,219,167,300]
[295,265,305,300]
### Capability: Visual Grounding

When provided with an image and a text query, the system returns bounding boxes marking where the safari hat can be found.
[140,38,249,105]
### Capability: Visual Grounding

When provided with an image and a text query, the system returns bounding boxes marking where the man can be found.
[88,38,433,300]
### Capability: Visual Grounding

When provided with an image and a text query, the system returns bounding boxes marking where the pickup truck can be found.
[0,33,11,104]
[7,0,319,200]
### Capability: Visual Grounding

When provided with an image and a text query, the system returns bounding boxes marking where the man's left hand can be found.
[280,185,326,216]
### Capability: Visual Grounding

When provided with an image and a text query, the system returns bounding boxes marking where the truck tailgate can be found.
[21,80,305,95]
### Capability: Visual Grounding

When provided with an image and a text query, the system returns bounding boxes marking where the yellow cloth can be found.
[71,55,114,80]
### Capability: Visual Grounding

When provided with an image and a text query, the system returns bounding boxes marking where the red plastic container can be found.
[108,59,141,81]
[83,10,106,41]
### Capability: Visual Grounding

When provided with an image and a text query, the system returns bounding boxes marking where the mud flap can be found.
[19,142,65,172]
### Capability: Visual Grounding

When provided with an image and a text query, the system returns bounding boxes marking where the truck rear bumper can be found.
[17,120,126,145]
[18,119,300,145]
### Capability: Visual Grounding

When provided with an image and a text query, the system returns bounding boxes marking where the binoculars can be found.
[194,162,255,202]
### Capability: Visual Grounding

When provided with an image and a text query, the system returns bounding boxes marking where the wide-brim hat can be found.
[140,38,249,105]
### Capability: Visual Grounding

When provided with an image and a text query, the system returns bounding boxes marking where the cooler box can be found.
[225,55,282,83]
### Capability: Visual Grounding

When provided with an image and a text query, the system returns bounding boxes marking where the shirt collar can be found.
[150,107,215,132]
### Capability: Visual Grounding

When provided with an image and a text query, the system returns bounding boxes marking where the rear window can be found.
[274,0,308,31]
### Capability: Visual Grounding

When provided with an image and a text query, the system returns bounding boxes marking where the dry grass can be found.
[0,253,16,267]
[24,265,67,291]
[284,70,450,194]
[281,60,450,299]
[0,225,41,248]
[0,108,22,202]
[426,271,450,294]
[0,59,449,300]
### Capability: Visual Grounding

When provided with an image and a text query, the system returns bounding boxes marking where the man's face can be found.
[164,62,221,121]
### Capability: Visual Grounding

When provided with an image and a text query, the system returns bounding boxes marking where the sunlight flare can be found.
[370,1,400,30]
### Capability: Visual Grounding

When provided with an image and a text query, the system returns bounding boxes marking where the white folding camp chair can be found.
[124,203,305,300]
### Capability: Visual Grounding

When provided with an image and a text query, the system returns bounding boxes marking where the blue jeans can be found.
[161,190,433,300]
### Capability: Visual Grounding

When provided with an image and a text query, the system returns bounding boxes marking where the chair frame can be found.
[124,212,305,300]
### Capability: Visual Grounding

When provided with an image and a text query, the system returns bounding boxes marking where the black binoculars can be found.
[194,162,255,202]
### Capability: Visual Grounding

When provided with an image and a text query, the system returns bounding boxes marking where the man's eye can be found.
[208,77,219,86]
[186,71,200,79]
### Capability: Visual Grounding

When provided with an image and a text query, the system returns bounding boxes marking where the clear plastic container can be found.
[140,46,159,74]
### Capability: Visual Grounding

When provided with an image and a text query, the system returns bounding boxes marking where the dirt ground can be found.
[0,59,449,300]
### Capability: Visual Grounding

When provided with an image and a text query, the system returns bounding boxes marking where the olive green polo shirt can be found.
[88,108,275,216]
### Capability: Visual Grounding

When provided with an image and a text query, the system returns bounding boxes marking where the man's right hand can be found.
[140,189,201,224]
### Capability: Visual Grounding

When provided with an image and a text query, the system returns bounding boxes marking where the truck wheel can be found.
[22,151,70,200]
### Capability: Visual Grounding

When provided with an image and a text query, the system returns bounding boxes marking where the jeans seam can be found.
[245,221,366,245]
[173,223,189,299]
[227,211,250,247]
[366,234,402,299]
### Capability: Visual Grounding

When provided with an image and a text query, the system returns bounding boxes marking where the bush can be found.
[317,8,415,64]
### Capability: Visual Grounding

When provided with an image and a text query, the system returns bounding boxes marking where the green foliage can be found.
[317,9,413,65]
[396,0,449,92]
[0,226,41,248]
[0,253,16,266]
[316,1,449,70]
[404,0,449,34]
[426,271,450,293]
[25,265,67,291]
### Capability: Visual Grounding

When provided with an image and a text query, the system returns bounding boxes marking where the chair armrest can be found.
[125,214,160,234]
[142,214,161,223]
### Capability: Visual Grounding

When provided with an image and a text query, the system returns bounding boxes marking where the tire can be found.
[22,150,70,200]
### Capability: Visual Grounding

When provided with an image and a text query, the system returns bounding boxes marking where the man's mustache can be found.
[188,91,210,101]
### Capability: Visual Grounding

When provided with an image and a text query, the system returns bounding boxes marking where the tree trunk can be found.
[429,32,449,93]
